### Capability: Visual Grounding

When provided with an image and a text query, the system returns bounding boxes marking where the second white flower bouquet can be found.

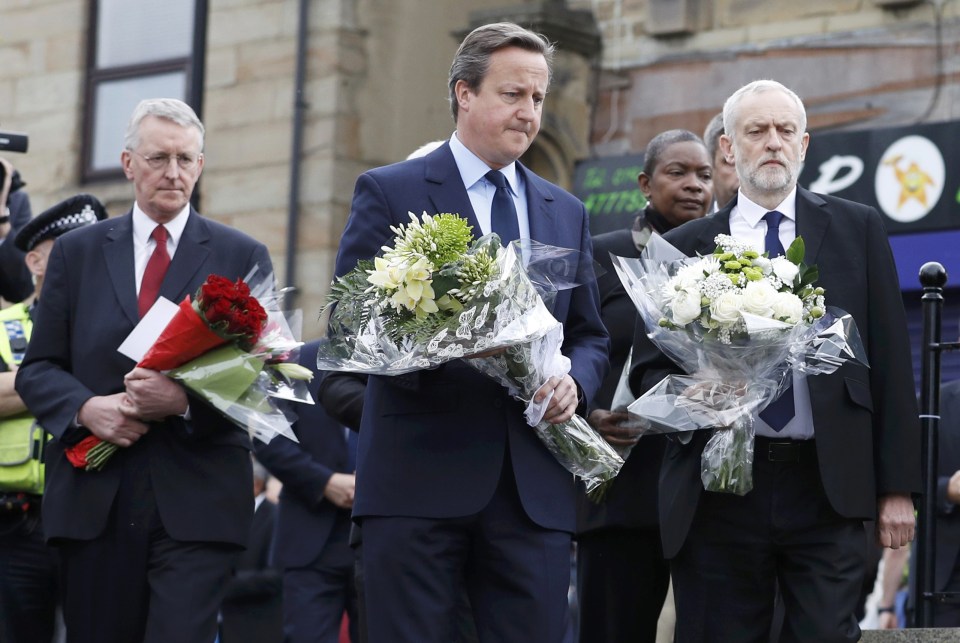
[613,233,867,495]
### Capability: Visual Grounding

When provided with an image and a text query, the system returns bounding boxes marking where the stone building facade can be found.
[0,0,955,338]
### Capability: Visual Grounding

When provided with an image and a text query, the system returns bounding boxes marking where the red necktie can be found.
[138,225,170,317]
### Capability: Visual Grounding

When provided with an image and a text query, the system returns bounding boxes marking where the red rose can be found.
[65,435,101,468]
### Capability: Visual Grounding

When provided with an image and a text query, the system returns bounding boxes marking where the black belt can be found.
[755,436,816,463]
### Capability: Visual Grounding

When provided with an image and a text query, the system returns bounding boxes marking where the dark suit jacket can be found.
[933,380,960,590]
[334,142,609,532]
[630,188,922,558]
[16,209,272,546]
[577,227,665,533]
[254,341,354,570]
[220,498,283,643]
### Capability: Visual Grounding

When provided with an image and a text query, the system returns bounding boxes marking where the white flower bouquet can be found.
[318,212,623,500]
[613,233,867,495]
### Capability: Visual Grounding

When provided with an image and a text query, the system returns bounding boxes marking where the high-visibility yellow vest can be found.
[0,302,47,496]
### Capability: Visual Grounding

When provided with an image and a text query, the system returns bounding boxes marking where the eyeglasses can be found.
[133,151,202,171]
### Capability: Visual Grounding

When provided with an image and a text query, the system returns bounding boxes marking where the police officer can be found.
[0,193,106,643]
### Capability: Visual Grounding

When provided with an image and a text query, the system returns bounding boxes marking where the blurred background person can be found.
[256,341,360,643]
[0,194,106,643]
[576,129,713,643]
[0,157,39,304]
[219,457,283,643]
[702,112,739,212]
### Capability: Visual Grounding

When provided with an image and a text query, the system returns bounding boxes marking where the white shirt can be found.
[132,204,189,296]
[448,133,531,241]
[729,188,814,441]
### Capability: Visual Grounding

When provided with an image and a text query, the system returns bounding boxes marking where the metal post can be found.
[916,261,947,627]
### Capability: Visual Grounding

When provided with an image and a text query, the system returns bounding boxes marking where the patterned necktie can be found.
[138,225,170,317]
[759,210,794,431]
[485,170,520,245]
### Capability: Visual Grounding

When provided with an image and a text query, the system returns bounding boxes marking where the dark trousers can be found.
[57,457,239,643]
[671,438,865,643]
[361,462,571,643]
[576,527,670,643]
[283,517,359,643]
[0,504,58,643]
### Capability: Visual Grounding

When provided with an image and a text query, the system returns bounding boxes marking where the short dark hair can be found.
[448,22,555,122]
[702,112,725,161]
[642,129,704,176]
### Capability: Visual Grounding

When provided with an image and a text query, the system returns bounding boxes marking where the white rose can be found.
[771,257,799,285]
[709,290,743,325]
[670,288,703,326]
[771,291,804,324]
[741,280,778,317]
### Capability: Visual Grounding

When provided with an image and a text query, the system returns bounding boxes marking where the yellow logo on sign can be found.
[882,155,936,209]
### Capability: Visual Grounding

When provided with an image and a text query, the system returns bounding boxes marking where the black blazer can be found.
[577,227,665,533]
[254,341,354,569]
[16,209,272,546]
[631,188,922,558]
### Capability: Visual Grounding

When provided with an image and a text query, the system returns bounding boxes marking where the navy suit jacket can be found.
[631,188,922,558]
[16,209,272,546]
[254,341,354,569]
[334,142,609,532]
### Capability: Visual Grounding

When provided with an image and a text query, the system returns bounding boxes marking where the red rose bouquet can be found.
[68,272,312,471]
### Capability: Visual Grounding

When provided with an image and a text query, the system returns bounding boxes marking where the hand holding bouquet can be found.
[68,271,312,471]
[319,212,623,500]
[613,233,866,494]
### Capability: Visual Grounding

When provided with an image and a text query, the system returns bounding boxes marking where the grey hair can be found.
[123,98,205,152]
[702,112,725,160]
[448,22,555,123]
[722,80,806,142]
[642,129,705,176]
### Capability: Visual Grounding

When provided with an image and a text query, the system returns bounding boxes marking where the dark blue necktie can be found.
[759,210,795,432]
[486,170,520,245]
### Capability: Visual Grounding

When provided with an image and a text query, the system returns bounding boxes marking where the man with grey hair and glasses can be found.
[16,98,273,643]
[631,79,920,642]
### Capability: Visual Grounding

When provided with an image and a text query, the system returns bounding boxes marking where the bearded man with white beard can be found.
[629,79,921,643]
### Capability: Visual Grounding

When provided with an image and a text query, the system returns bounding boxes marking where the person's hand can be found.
[947,470,960,504]
[77,393,151,447]
[878,609,899,629]
[121,367,188,421]
[535,374,579,425]
[877,493,915,549]
[588,409,640,448]
[323,472,356,509]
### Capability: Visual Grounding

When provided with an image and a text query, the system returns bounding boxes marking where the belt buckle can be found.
[767,441,798,463]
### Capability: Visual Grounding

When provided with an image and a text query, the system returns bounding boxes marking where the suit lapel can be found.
[520,163,559,247]
[424,144,481,233]
[103,213,139,325]
[695,209,733,254]
[794,187,831,266]
[102,209,212,326]
[160,209,211,304]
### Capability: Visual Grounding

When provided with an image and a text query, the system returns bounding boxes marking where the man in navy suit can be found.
[332,22,608,643]
[15,98,272,643]
[630,80,920,642]
[255,342,359,643]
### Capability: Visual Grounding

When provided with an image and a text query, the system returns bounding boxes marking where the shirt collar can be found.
[735,186,798,228]
[132,203,190,246]
[449,132,520,196]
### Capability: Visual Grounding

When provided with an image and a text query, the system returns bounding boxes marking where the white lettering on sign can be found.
[809,155,864,195]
